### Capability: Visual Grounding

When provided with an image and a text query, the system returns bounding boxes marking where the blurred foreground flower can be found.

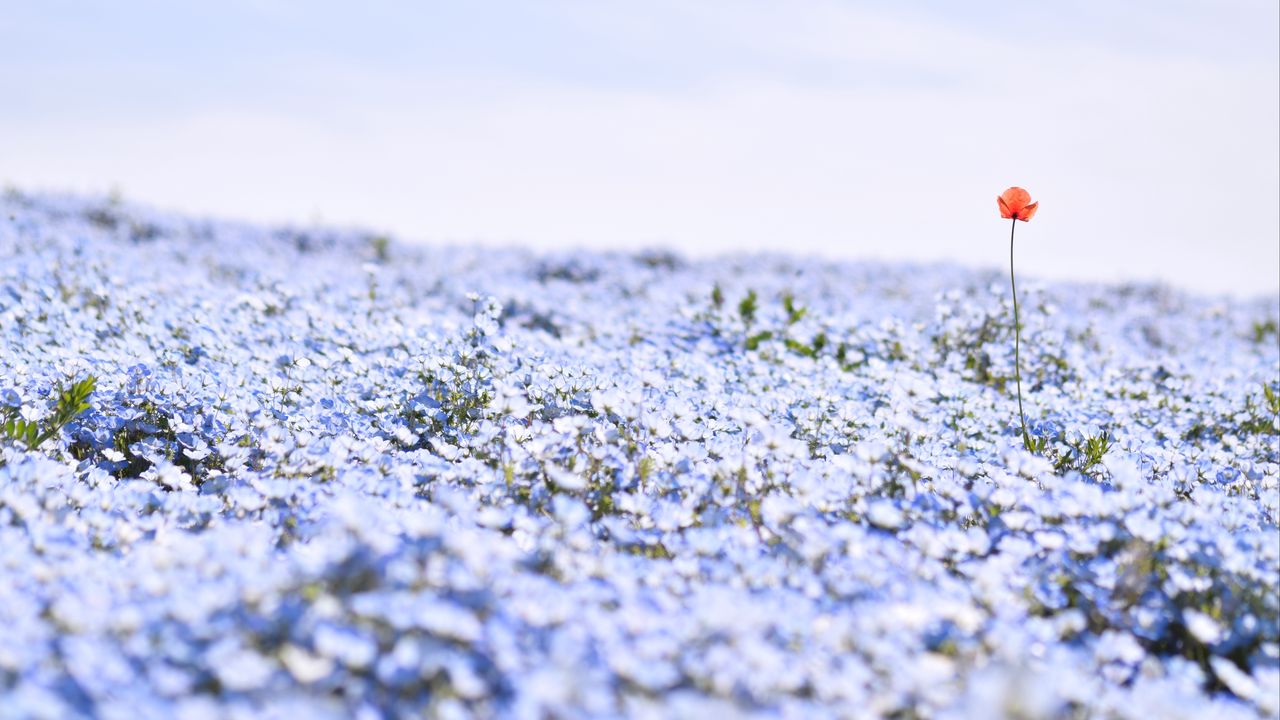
[999,186,1038,451]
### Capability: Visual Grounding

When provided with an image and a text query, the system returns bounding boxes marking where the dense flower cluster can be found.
[1,190,1277,718]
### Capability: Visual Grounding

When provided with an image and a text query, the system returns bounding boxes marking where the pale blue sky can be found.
[2,1,1277,296]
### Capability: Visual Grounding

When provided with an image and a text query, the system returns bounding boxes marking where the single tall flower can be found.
[998,187,1039,222]
[998,186,1038,451]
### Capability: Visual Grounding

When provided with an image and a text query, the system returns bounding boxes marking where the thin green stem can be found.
[1010,218,1031,451]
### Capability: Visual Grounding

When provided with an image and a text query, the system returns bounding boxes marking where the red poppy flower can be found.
[997,187,1039,221]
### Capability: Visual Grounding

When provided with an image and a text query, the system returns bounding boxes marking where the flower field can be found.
[1,191,1277,719]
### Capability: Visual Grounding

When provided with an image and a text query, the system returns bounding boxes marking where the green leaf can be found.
[738,290,759,326]
[784,338,816,358]
[28,375,99,450]
[782,293,807,325]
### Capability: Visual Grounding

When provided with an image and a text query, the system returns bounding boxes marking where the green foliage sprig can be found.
[1,376,97,451]
[1026,428,1114,478]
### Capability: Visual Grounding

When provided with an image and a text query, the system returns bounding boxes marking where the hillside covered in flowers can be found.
[1,191,1277,719]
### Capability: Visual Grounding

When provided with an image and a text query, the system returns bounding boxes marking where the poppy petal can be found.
[1000,187,1032,214]
[1017,201,1039,221]
[997,195,1014,219]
